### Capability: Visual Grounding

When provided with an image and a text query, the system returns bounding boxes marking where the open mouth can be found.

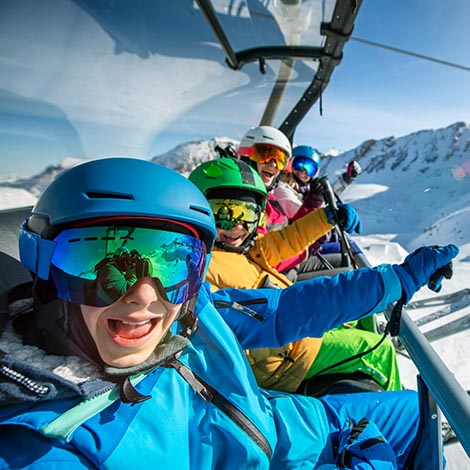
[108,318,159,340]
[220,232,244,246]
[260,169,275,182]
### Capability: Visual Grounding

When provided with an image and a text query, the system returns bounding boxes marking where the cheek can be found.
[162,306,180,329]
[80,305,106,335]
[294,170,308,181]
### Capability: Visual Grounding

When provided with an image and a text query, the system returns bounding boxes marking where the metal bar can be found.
[234,45,325,67]
[398,309,470,457]
[260,59,295,126]
[279,0,363,138]
[412,376,444,469]
[194,0,240,69]
[359,253,470,457]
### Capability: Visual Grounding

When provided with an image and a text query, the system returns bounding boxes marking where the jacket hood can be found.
[0,297,106,406]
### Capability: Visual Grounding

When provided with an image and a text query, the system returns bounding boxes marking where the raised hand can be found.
[324,203,363,234]
[347,160,362,178]
[393,244,459,302]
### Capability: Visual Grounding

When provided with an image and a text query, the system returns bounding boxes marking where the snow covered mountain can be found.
[151,137,239,176]
[0,157,84,202]
[320,121,470,250]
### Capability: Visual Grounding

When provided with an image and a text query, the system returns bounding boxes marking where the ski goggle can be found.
[47,226,206,307]
[208,198,261,233]
[240,144,288,170]
[292,156,319,178]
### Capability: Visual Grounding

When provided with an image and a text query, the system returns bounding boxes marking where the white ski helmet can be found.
[237,126,292,159]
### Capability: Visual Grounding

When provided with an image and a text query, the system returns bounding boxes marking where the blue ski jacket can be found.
[0,264,420,469]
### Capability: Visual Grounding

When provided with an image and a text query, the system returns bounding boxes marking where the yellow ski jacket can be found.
[207,208,333,392]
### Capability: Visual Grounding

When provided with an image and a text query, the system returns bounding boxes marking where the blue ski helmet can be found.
[291,145,321,178]
[19,158,217,280]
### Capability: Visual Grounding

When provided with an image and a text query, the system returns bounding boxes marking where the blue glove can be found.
[393,244,459,303]
[324,203,362,234]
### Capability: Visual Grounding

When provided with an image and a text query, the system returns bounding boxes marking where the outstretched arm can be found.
[212,245,458,350]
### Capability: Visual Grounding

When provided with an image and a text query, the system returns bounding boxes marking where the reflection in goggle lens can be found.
[249,144,288,170]
[50,226,206,307]
[292,157,318,178]
[209,198,261,233]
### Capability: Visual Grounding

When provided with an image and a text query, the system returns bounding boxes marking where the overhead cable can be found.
[351,36,470,72]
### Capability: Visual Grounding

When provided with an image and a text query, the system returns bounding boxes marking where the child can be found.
[190,157,398,394]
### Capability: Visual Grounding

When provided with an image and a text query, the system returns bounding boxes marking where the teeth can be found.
[120,319,151,326]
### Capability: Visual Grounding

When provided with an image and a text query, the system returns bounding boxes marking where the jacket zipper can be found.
[214,299,267,322]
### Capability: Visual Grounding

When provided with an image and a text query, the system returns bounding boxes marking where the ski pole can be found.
[319,176,356,269]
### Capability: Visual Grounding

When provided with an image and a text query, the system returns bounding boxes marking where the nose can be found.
[266,158,278,168]
[233,221,246,229]
[122,277,162,306]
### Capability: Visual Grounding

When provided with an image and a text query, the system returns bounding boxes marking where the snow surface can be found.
[1,123,469,467]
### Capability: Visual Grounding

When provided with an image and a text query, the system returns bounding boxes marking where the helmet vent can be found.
[84,191,134,200]
[189,205,211,217]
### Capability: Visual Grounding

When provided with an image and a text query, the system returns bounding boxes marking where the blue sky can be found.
[0,0,469,177]
[294,0,470,152]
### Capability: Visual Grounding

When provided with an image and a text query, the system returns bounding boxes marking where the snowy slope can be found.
[320,121,470,249]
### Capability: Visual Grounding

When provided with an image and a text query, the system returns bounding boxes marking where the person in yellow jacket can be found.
[189,157,401,394]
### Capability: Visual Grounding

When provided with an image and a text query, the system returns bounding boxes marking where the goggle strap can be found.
[19,221,56,280]
[237,146,254,157]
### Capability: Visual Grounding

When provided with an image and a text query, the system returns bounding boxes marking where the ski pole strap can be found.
[388,295,406,337]
[168,359,273,460]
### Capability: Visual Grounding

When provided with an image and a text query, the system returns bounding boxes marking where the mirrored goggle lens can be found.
[292,157,318,177]
[209,198,260,233]
[249,144,287,170]
[50,226,206,307]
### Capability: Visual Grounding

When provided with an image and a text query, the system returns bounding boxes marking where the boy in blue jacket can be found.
[0,157,458,469]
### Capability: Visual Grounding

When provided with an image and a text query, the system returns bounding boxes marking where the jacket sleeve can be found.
[254,208,333,267]
[210,264,403,350]
[332,172,354,195]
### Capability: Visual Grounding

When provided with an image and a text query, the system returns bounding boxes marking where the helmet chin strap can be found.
[265,173,282,192]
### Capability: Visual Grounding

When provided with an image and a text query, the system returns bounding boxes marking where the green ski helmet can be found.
[189,158,268,253]
[189,157,267,207]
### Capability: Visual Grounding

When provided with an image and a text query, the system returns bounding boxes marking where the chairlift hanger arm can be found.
[195,0,362,139]
[280,0,362,139]
[194,0,326,70]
